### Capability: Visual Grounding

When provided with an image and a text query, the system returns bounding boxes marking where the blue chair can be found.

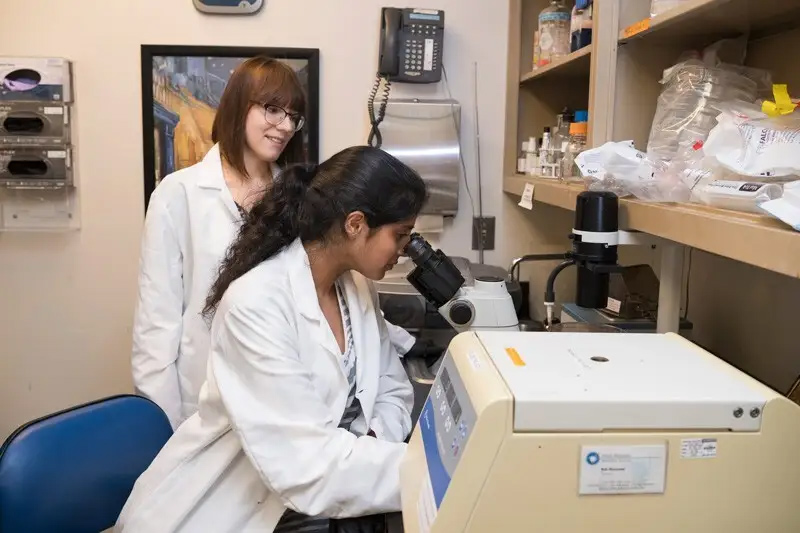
[0,394,173,533]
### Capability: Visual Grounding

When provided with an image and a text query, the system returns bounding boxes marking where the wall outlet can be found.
[472,216,496,251]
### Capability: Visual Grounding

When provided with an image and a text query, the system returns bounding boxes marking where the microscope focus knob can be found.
[449,300,474,326]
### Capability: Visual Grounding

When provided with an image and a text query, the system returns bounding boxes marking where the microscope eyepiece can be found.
[404,233,465,308]
[404,233,432,263]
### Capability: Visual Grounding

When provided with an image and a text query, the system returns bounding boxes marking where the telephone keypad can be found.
[405,23,440,74]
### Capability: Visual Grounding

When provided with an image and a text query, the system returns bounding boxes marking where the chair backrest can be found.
[0,394,173,533]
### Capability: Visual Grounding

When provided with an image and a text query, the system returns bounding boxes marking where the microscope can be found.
[400,189,622,334]
[543,190,622,328]
[403,234,519,333]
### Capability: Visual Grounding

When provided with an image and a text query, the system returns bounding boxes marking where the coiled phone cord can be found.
[367,74,391,148]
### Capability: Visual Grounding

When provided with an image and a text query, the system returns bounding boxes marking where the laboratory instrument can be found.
[404,233,519,334]
[544,189,621,327]
[400,330,800,532]
[377,239,521,423]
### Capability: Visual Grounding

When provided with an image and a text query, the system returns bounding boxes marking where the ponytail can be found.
[202,164,317,321]
[203,145,428,323]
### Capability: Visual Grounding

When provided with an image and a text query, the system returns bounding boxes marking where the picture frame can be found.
[140,44,320,211]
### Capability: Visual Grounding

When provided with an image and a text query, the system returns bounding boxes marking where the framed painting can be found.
[140,44,320,210]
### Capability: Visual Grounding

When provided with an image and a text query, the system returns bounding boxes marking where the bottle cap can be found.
[574,110,589,122]
[544,126,551,133]
[569,122,588,135]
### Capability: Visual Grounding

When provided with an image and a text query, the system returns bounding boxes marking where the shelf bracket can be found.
[656,242,686,334]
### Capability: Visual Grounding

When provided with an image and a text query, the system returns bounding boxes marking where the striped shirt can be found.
[274,281,363,533]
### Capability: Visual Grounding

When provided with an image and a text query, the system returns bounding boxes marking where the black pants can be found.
[329,514,388,533]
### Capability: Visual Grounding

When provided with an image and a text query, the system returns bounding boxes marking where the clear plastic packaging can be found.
[575,140,688,202]
[646,59,760,164]
[761,181,800,231]
[537,1,571,67]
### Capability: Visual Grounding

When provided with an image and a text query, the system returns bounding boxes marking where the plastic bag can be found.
[645,36,772,164]
[575,141,689,202]
[761,181,800,232]
[646,59,761,164]
[704,110,800,178]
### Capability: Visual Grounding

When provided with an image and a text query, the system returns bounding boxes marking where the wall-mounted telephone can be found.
[368,7,445,147]
[379,7,445,83]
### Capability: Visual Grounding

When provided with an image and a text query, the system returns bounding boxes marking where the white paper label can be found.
[579,445,667,495]
[43,106,63,115]
[681,438,717,459]
[47,150,66,158]
[518,183,534,210]
[701,180,768,198]
[416,474,436,533]
[423,39,434,71]
[606,297,622,314]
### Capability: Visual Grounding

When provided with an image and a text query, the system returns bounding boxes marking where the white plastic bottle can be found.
[537,0,571,66]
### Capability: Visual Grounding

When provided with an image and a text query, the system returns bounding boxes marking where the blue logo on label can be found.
[586,452,600,465]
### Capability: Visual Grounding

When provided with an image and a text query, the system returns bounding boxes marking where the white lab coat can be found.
[116,239,413,533]
[131,144,417,429]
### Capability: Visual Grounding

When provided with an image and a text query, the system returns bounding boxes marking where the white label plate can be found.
[681,438,717,459]
[579,444,667,495]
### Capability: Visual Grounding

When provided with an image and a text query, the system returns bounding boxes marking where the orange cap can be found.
[569,122,588,135]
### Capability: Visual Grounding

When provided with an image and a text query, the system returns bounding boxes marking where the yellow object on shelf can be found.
[761,84,798,117]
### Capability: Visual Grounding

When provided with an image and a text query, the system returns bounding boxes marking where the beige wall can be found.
[0,0,513,438]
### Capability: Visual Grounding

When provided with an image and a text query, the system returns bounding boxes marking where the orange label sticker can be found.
[623,18,651,39]
[505,347,526,367]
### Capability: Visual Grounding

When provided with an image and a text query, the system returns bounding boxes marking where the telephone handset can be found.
[368,7,445,147]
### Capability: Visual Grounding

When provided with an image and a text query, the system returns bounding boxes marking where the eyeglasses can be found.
[258,103,305,132]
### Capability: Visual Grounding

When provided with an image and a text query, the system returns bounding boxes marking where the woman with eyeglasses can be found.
[131,56,417,430]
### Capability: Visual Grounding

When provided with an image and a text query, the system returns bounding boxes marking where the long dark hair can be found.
[203,145,428,321]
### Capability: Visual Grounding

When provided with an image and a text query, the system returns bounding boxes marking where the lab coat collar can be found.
[197,144,280,190]
[286,239,320,321]
[286,239,371,321]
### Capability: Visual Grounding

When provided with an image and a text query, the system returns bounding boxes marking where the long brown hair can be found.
[211,56,306,178]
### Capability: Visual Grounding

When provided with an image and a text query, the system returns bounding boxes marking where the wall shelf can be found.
[504,176,800,279]
[619,0,800,44]
[503,0,800,395]
[520,46,592,83]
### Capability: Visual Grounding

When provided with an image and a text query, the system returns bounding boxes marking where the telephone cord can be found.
[367,75,391,148]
